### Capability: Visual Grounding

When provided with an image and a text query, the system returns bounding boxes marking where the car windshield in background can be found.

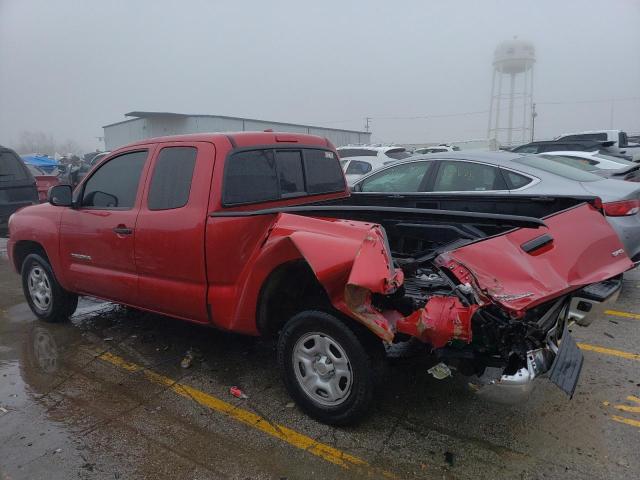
[560,133,608,142]
[515,155,603,181]
[337,148,377,158]
[385,148,412,160]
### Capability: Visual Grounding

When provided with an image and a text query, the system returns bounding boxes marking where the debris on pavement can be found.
[180,349,195,369]
[428,363,452,380]
[230,386,248,399]
[0,406,8,415]
[604,332,615,339]
[285,402,295,408]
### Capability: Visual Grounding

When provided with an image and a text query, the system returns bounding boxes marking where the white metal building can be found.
[103,111,371,150]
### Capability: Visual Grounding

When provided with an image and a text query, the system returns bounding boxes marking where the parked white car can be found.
[337,145,411,162]
[414,144,460,154]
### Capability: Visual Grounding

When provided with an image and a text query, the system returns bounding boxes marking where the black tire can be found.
[21,253,78,323]
[277,310,384,426]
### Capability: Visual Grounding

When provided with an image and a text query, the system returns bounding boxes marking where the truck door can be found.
[134,142,215,323]
[59,149,151,304]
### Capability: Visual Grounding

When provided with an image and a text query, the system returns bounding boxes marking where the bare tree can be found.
[57,139,82,156]
[16,131,56,156]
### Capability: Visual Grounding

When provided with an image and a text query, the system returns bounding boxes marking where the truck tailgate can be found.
[435,203,633,313]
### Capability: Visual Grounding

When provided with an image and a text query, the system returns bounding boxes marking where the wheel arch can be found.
[13,240,50,273]
[256,259,332,336]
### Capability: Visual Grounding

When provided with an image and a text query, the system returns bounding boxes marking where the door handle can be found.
[113,226,133,235]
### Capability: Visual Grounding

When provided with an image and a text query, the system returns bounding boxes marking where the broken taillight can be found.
[603,199,640,217]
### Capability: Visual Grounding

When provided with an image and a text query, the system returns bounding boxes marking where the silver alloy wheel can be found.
[27,264,52,312]
[292,332,353,406]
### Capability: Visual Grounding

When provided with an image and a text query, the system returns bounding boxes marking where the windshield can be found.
[514,155,603,181]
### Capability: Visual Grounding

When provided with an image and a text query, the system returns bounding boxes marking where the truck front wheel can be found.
[21,253,78,323]
[277,310,383,425]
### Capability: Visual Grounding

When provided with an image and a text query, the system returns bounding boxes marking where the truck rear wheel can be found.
[277,310,383,425]
[21,253,78,323]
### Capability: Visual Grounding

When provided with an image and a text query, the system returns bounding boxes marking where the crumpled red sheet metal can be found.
[396,296,478,348]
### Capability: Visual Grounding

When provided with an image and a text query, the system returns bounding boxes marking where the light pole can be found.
[531,103,537,142]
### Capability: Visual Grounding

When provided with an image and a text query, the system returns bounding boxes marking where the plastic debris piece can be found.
[180,350,194,369]
[104,337,113,341]
[285,402,295,408]
[0,406,7,415]
[230,386,248,399]
[428,363,452,380]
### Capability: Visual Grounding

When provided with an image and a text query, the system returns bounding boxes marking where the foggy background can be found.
[1,0,639,152]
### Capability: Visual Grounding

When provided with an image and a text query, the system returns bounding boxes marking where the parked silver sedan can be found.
[351,151,640,260]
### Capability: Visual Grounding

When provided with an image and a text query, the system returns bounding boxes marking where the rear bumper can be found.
[468,277,622,404]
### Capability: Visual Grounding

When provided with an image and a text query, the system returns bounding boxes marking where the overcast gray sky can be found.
[1,0,639,151]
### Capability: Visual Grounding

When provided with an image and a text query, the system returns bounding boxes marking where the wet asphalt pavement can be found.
[1,236,640,480]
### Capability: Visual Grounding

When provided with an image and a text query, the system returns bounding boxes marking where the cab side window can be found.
[148,147,197,210]
[82,151,147,208]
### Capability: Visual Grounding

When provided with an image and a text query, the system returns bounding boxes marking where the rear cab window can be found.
[223,148,344,206]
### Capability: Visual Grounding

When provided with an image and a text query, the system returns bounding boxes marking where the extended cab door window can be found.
[147,147,197,210]
[81,151,147,209]
[432,161,507,192]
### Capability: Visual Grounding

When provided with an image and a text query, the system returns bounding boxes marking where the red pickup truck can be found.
[7,132,633,424]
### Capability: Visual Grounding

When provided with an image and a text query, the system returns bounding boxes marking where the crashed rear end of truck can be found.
[232,200,633,405]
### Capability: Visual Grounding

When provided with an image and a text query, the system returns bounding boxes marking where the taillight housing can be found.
[603,199,640,217]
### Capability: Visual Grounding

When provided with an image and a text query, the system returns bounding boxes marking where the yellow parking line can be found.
[605,309,640,320]
[577,343,640,362]
[603,396,640,413]
[611,415,640,429]
[96,351,397,479]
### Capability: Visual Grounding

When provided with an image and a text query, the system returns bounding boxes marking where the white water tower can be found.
[487,38,535,147]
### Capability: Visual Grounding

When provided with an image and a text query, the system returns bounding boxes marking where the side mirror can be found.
[48,184,73,207]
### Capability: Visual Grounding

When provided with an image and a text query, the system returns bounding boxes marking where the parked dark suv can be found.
[0,146,38,234]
